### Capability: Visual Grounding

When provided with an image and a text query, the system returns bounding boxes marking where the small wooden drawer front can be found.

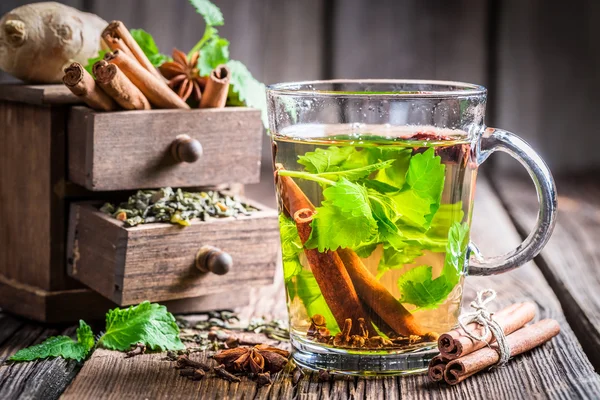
[67,201,280,305]
[68,106,263,191]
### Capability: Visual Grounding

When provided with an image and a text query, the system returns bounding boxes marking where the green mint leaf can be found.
[198,37,230,76]
[367,188,400,236]
[130,29,169,67]
[98,302,184,351]
[395,222,469,309]
[85,50,107,77]
[354,242,379,258]
[279,215,304,281]
[395,224,448,253]
[441,222,470,286]
[427,202,465,239]
[283,258,303,283]
[297,146,357,174]
[397,266,455,309]
[406,148,445,220]
[289,270,340,334]
[226,60,267,127]
[189,0,224,26]
[368,148,412,189]
[361,178,401,194]
[306,179,378,252]
[391,189,434,228]
[377,245,423,278]
[314,160,395,182]
[76,319,95,353]
[10,320,94,362]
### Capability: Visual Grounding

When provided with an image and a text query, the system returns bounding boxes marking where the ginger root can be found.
[0,2,106,83]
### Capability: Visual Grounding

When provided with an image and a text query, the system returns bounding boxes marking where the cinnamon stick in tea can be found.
[275,164,315,217]
[428,354,449,383]
[63,62,117,111]
[200,64,230,109]
[104,50,189,109]
[93,60,151,110]
[444,319,560,385]
[337,248,426,337]
[439,302,536,360]
[102,21,164,81]
[294,209,376,337]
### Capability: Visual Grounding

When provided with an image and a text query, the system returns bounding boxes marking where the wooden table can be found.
[1,174,599,399]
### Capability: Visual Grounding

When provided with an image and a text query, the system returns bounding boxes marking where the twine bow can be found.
[458,289,511,367]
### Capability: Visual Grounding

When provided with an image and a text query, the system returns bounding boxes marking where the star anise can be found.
[159,48,207,102]
[212,344,290,375]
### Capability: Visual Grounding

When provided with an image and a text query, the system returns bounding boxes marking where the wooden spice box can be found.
[68,106,263,191]
[0,84,279,322]
[67,200,279,305]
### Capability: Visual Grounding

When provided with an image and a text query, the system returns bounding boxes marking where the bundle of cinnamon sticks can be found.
[63,20,229,112]
[428,302,560,385]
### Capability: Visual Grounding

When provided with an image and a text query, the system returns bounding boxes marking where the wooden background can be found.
[1,0,598,174]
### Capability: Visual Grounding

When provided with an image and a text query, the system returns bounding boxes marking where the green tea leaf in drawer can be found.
[98,301,185,351]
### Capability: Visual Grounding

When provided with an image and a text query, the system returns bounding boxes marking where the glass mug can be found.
[266,80,557,375]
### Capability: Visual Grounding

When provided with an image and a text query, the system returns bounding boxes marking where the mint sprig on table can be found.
[278,145,470,310]
[9,321,95,362]
[9,301,184,362]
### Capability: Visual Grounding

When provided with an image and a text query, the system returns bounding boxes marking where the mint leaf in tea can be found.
[273,127,474,351]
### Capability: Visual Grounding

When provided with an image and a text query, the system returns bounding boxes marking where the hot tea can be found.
[273,126,476,355]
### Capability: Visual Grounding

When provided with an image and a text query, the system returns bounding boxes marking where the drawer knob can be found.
[195,245,232,275]
[172,134,203,163]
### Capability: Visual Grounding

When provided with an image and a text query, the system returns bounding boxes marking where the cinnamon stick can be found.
[294,208,376,337]
[102,21,164,81]
[104,50,189,109]
[438,302,536,360]
[200,64,230,109]
[102,34,136,60]
[428,354,449,382]
[93,60,151,110]
[62,62,117,111]
[274,164,315,217]
[444,319,560,385]
[337,248,426,337]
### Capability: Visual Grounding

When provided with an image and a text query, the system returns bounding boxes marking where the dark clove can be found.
[318,369,331,382]
[175,355,211,371]
[225,336,240,348]
[257,371,272,387]
[125,343,146,358]
[179,368,205,381]
[214,364,242,382]
[292,367,304,385]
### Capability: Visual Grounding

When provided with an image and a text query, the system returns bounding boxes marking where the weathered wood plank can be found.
[0,85,80,105]
[68,202,279,305]
[0,102,53,290]
[58,180,600,399]
[67,106,263,191]
[495,174,600,371]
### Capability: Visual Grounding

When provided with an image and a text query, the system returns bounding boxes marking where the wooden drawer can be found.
[67,106,263,191]
[66,199,279,305]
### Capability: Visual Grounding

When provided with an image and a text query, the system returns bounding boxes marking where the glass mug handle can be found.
[468,128,558,276]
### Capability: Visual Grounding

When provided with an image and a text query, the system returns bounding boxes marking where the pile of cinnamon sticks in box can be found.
[428,302,560,385]
[63,21,229,112]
